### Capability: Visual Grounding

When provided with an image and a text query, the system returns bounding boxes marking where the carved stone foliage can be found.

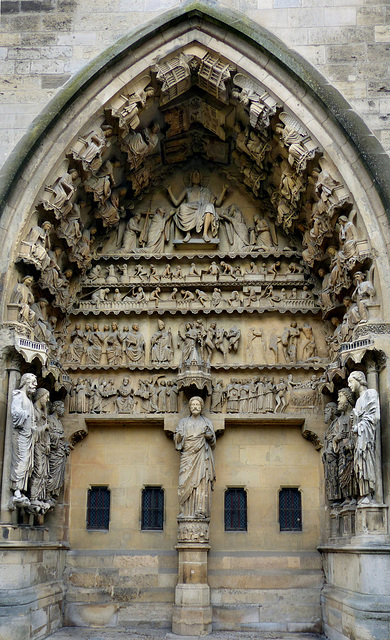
[10,374,69,514]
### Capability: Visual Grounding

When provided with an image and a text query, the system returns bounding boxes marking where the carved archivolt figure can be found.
[10,374,38,507]
[11,275,36,327]
[19,221,52,270]
[150,319,173,363]
[174,396,216,519]
[123,123,160,169]
[115,80,154,133]
[167,169,227,243]
[348,371,380,504]
[47,401,70,499]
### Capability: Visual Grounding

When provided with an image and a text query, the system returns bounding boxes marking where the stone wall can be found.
[0,526,66,640]
[64,422,324,631]
[0,0,389,169]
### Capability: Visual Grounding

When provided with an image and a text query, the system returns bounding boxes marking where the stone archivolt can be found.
[2,43,381,524]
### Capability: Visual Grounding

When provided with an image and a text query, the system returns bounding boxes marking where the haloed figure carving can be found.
[174,396,216,519]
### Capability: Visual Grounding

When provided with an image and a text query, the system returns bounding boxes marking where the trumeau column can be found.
[0,353,21,522]
[172,396,215,636]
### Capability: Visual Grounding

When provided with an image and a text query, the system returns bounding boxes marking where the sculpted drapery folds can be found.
[174,396,216,519]
[10,373,38,506]
[348,371,380,504]
[167,169,228,243]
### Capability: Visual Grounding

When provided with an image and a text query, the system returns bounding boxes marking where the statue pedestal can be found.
[172,518,212,636]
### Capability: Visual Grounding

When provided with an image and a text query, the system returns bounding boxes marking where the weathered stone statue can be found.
[348,371,380,504]
[322,402,341,503]
[10,373,38,508]
[174,396,216,519]
[167,169,227,242]
[334,387,356,504]
[150,319,173,363]
[47,401,70,499]
[30,387,51,511]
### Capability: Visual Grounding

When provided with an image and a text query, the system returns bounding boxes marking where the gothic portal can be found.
[1,6,390,640]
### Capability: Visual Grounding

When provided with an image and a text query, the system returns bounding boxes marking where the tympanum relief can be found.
[3,42,382,524]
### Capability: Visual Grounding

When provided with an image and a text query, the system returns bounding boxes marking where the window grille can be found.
[87,486,110,530]
[141,486,164,530]
[224,488,247,531]
[279,488,302,531]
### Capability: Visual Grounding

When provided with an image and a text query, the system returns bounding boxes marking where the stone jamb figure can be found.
[174,396,216,519]
[322,401,341,503]
[333,387,357,506]
[47,400,70,500]
[10,373,38,508]
[348,371,380,505]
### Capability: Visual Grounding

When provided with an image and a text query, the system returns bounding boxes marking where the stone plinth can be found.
[329,503,388,542]
[173,518,212,636]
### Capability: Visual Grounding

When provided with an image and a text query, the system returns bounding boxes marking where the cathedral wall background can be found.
[0,0,389,170]
[65,422,323,630]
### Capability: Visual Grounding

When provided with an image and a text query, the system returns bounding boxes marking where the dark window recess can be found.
[87,486,110,530]
[279,488,302,531]
[224,488,247,531]
[142,487,164,530]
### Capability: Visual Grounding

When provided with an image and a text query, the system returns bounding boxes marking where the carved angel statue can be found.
[348,371,380,504]
[232,73,278,129]
[167,169,228,243]
[174,396,216,519]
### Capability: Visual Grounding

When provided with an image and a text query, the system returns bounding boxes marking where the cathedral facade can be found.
[0,3,390,640]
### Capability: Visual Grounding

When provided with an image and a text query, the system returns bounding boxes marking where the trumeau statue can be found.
[348,371,380,504]
[174,396,216,519]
